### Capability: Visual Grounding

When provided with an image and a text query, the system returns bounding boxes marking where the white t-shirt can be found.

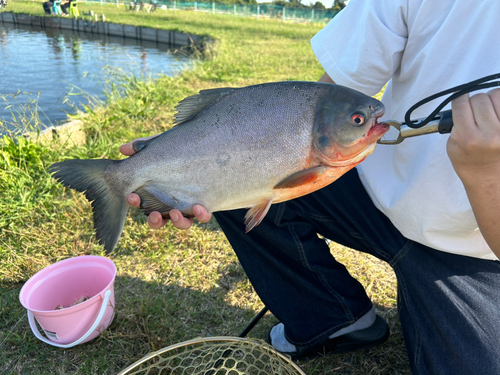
[311,0,500,260]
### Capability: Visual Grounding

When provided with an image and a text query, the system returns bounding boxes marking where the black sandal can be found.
[265,314,390,360]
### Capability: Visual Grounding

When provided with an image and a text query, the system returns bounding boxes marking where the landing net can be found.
[118,336,305,375]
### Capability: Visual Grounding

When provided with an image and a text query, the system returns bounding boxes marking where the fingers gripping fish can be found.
[50,81,388,253]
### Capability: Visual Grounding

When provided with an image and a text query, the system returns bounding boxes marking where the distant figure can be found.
[0,0,8,9]
[61,0,72,14]
[332,0,345,10]
[42,1,53,14]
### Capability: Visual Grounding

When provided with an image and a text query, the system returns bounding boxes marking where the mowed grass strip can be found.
[0,2,409,374]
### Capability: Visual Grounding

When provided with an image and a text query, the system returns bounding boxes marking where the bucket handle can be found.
[27,290,112,348]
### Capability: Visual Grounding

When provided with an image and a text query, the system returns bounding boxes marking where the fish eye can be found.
[351,113,365,126]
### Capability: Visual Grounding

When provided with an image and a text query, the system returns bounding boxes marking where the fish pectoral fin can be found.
[174,87,239,125]
[244,198,273,233]
[135,187,175,219]
[273,166,327,189]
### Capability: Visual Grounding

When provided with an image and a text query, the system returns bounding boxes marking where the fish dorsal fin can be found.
[273,166,326,189]
[244,198,273,233]
[174,87,238,125]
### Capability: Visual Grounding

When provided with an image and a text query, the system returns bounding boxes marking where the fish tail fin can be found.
[49,159,128,253]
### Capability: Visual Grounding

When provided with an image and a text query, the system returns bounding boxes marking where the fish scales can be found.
[50,81,389,252]
[113,83,322,210]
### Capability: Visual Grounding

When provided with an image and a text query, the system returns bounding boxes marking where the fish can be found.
[50,81,389,253]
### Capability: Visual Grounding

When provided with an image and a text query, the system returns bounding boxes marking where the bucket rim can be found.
[19,255,116,314]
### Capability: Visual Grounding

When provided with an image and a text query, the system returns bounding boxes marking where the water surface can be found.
[0,22,192,132]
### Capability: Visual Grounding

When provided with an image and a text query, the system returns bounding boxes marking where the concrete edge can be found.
[1,12,215,143]
[0,11,212,48]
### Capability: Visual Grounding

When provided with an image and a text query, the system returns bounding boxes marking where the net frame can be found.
[118,336,306,375]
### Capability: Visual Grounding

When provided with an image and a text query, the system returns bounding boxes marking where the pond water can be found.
[0,22,192,133]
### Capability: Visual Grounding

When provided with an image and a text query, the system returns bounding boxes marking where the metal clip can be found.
[377,121,404,145]
[377,110,453,145]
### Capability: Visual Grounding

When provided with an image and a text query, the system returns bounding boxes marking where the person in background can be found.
[120,0,500,373]
[61,0,72,15]
[42,0,53,14]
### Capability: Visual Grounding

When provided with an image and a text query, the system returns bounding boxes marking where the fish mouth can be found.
[367,118,391,139]
[365,104,390,140]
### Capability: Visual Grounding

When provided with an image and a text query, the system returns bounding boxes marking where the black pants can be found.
[42,2,53,14]
[61,2,70,14]
[214,168,500,374]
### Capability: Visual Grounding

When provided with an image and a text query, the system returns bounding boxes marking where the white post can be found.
[256,4,259,19]
[233,4,236,15]
[282,6,285,22]
[212,2,215,14]
[173,0,176,11]
[311,8,314,21]
[116,0,118,7]
[194,2,197,12]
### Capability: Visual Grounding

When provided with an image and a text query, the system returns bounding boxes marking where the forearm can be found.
[461,168,500,258]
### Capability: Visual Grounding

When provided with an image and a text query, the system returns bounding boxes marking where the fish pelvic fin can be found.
[244,198,273,233]
[273,165,326,189]
[49,159,128,254]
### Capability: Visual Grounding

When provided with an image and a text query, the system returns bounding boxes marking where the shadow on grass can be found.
[0,272,410,375]
[0,270,274,374]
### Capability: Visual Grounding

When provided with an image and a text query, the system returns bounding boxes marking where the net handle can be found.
[239,306,269,337]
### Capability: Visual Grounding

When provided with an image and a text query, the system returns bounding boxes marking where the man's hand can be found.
[448,89,500,181]
[120,136,212,230]
[448,88,500,257]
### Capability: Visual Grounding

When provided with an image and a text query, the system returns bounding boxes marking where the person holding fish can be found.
[52,0,500,373]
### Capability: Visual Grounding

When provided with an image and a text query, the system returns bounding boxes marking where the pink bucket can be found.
[19,255,116,348]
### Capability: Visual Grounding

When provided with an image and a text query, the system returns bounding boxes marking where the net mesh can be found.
[119,337,305,375]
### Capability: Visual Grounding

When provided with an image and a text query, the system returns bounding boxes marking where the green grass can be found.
[0,2,409,374]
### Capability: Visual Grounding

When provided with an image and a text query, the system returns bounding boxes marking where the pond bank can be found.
[0,10,206,134]
[0,19,196,133]
[0,11,205,47]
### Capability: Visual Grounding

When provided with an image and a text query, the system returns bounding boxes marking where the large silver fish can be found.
[50,81,388,253]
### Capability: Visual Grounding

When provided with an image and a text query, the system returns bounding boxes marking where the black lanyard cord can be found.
[404,73,500,128]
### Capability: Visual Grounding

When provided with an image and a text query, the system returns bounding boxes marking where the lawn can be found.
[0,1,410,374]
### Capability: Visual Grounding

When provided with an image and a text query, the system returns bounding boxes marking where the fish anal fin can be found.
[273,166,326,189]
[135,186,195,219]
[244,198,273,233]
[135,187,175,218]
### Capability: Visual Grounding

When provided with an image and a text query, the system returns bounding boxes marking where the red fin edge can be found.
[244,198,273,233]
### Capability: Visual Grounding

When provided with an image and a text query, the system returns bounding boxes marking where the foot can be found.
[265,314,390,360]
